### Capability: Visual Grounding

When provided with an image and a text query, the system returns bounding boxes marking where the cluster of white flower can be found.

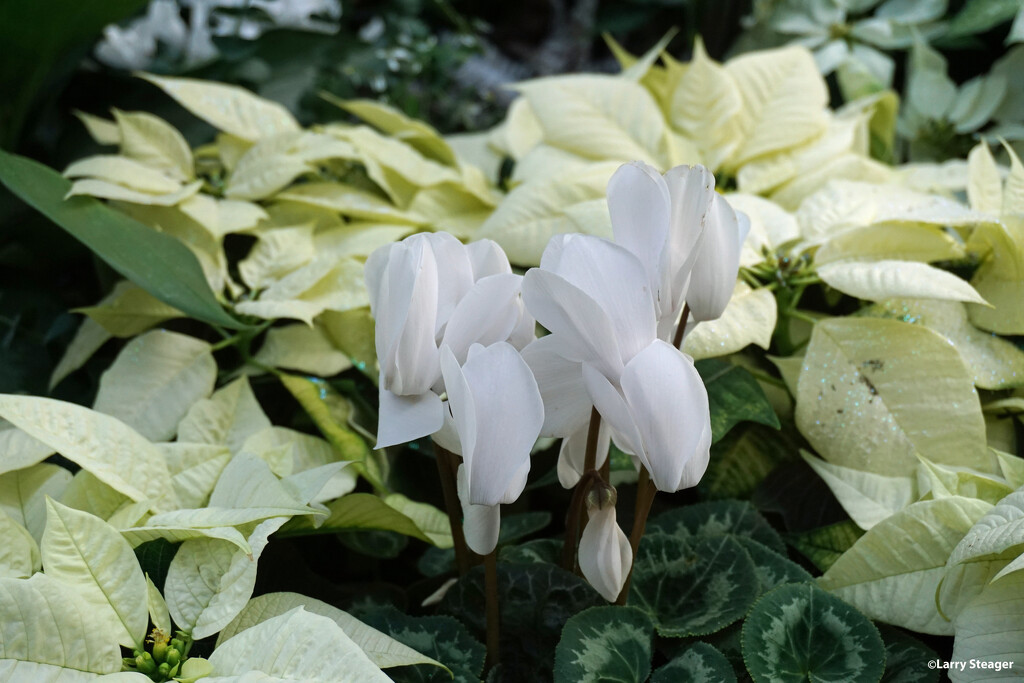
[366,161,748,601]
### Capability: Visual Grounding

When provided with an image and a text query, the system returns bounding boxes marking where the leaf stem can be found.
[672,302,691,350]
[434,445,471,575]
[616,467,656,605]
[562,408,602,572]
[484,550,501,669]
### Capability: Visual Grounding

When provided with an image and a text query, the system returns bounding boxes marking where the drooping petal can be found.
[582,363,646,465]
[457,465,501,555]
[375,386,444,449]
[521,335,592,438]
[556,420,611,489]
[442,273,523,364]
[619,340,711,492]
[578,504,632,602]
[676,419,712,491]
[378,240,440,395]
[522,269,624,380]
[466,238,512,279]
[687,196,745,322]
[540,234,657,366]
[607,161,672,299]
[440,343,543,507]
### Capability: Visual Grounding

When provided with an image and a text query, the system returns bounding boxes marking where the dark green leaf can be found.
[696,359,780,443]
[786,520,865,573]
[752,460,847,532]
[418,513,554,576]
[499,538,562,565]
[134,538,179,592]
[554,606,654,683]
[699,423,799,500]
[648,500,786,555]
[734,537,813,593]
[418,545,454,577]
[338,529,409,558]
[878,625,939,683]
[0,151,245,329]
[440,563,603,682]
[943,0,1021,38]
[742,583,885,683]
[356,605,485,683]
[629,534,759,637]
[651,641,737,683]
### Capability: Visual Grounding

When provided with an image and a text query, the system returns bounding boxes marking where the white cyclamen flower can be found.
[441,342,544,555]
[578,501,632,602]
[365,232,534,448]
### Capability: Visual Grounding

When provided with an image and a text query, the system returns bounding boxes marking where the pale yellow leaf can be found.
[967,141,1003,215]
[64,155,182,194]
[818,260,988,304]
[684,283,777,359]
[802,451,916,530]
[253,324,352,376]
[146,574,171,634]
[74,110,120,145]
[178,194,268,239]
[332,98,456,165]
[814,223,966,265]
[238,225,316,290]
[0,508,40,578]
[968,219,1024,334]
[75,280,184,338]
[66,178,202,206]
[113,109,194,181]
[0,464,72,543]
[313,223,414,261]
[177,376,271,454]
[0,422,54,477]
[275,182,423,225]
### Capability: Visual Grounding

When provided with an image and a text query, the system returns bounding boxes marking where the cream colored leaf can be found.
[313,223,414,261]
[0,421,55,477]
[517,74,669,166]
[802,451,915,530]
[0,396,173,511]
[49,314,111,390]
[407,183,495,239]
[511,144,596,183]
[165,517,285,639]
[727,193,800,256]
[239,427,341,476]
[0,573,123,678]
[814,223,967,265]
[818,260,988,304]
[60,470,130,523]
[723,45,829,169]
[238,225,315,290]
[0,464,71,546]
[967,220,1024,335]
[949,570,1024,682]
[445,131,502,182]
[224,132,355,200]
[0,508,40,578]
[1003,144,1024,215]
[217,592,447,671]
[178,194,268,239]
[917,458,1014,505]
[275,183,423,225]
[64,155,182,194]
[113,109,194,182]
[93,330,216,442]
[384,494,453,548]
[66,178,202,206]
[41,499,149,647]
[477,163,617,266]
[156,442,233,509]
[138,73,300,141]
[177,376,271,454]
[489,97,543,160]
[769,154,894,212]
[818,496,992,635]
[683,283,777,360]
[146,574,171,634]
[796,318,991,476]
[334,125,459,193]
[863,298,1024,390]
[76,280,184,338]
[967,141,1003,215]
[75,110,120,145]
[333,98,456,165]
[234,258,368,324]
[209,607,390,682]
[121,525,250,553]
[252,324,352,376]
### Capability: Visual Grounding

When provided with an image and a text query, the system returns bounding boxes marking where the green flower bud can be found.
[152,640,168,662]
[170,638,184,652]
[158,662,170,676]
[136,654,156,674]
[165,649,181,667]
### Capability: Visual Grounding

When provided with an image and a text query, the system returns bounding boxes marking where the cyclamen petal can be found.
[687,195,748,322]
[556,420,611,489]
[578,504,632,603]
[457,465,501,555]
[521,335,593,438]
[442,274,524,365]
[608,162,672,306]
[376,387,444,450]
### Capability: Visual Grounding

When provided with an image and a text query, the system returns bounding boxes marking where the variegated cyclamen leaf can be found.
[650,642,736,683]
[93,330,216,442]
[734,537,813,594]
[742,582,884,683]
[0,395,174,511]
[165,517,285,639]
[647,500,785,555]
[208,607,390,682]
[217,592,448,672]
[553,606,654,683]
[0,574,123,679]
[796,318,991,476]
[629,534,758,637]
[41,499,149,648]
[819,496,992,635]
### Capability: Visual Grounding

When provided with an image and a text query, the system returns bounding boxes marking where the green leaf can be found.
[786,521,865,573]
[698,423,799,500]
[0,574,123,678]
[629,534,759,637]
[742,582,885,683]
[499,538,562,565]
[554,606,654,683]
[280,493,432,544]
[796,317,992,476]
[819,497,992,634]
[648,500,786,555]
[440,563,603,680]
[355,605,485,683]
[209,607,390,682]
[0,151,245,329]
[878,625,939,683]
[944,0,1023,38]
[735,537,813,594]
[41,499,149,648]
[695,360,780,442]
[651,642,737,683]
[217,592,449,673]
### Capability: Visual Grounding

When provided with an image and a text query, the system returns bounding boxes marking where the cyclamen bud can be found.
[585,479,617,512]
